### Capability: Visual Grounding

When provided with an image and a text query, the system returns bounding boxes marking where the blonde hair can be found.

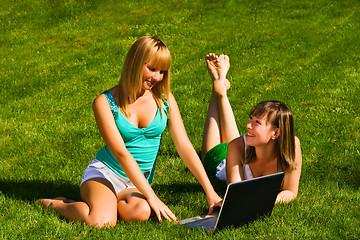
[246,101,296,172]
[117,36,171,116]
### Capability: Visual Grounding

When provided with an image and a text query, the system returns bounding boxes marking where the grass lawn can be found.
[1,0,359,239]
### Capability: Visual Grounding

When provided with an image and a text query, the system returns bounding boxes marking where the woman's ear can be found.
[272,128,280,140]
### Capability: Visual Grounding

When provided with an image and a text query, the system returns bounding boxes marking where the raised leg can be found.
[201,54,240,160]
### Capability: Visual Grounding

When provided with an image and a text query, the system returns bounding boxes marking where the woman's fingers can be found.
[207,195,223,214]
[207,204,215,215]
[159,205,178,222]
[148,197,178,222]
[164,208,178,222]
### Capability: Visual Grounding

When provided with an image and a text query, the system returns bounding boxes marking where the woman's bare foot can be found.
[206,53,231,95]
[38,197,75,209]
[206,53,219,81]
[216,54,230,80]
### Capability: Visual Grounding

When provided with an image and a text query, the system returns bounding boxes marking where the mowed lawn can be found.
[1,0,359,239]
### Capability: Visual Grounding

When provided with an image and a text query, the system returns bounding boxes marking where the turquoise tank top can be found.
[96,90,169,184]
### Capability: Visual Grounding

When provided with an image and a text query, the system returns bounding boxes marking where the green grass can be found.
[1,0,360,239]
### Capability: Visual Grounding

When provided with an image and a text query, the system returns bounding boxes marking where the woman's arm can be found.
[167,93,222,213]
[93,94,177,222]
[226,136,246,185]
[276,136,302,203]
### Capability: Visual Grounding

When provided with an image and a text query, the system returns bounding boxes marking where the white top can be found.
[215,135,254,181]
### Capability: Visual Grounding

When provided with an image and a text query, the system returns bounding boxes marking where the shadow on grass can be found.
[0,178,228,204]
[153,180,228,207]
[153,181,226,195]
[0,178,80,202]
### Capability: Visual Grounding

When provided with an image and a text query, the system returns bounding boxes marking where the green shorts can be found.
[203,142,229,177]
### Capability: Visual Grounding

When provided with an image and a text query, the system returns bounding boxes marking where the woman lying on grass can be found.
[38,36,222,228]
[201,53,302,203]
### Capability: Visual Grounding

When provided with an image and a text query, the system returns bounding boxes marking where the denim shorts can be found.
[80,158,136,194]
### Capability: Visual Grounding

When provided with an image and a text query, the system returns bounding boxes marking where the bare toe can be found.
[37,198,57,208]
[206,53,217,61]
[206,53,219,81]
[54,197,68,201]
[37,197,74,208]
[215,54,230,79]
[54,197,76,203]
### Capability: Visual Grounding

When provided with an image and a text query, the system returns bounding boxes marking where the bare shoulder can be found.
[229,135,245,148]
[167,92,179,111]
[167,92,176,104]
[93,93,108,110]
[228,135,246,165]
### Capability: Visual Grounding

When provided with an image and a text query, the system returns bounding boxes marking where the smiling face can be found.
[245,113,279,147]
[244,101,296,168]
[142,58,166,91]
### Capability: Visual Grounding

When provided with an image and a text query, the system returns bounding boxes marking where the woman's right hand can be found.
[147,195,178,222]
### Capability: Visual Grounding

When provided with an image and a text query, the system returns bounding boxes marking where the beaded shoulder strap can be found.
[162,98,169,113]
[102,90,119,119]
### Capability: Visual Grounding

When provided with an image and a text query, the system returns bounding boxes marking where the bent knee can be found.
[84,210,117,228]
[118,200,151,222]
[85,217,117,228]
[133,202,152,221]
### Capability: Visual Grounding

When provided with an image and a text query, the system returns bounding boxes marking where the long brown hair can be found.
[117,36,171,116]
[246,101,296,172]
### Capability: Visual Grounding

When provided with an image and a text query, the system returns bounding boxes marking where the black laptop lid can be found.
[216,172,284,230]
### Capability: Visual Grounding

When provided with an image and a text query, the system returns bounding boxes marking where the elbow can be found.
[112,150,131,163]
[276,190,297,204]
[106,145,132,165]
[175,139,193,154]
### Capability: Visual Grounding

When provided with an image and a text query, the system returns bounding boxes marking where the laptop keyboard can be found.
[185,216,217,229]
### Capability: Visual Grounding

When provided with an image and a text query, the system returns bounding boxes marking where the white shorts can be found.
[80,158,136,194]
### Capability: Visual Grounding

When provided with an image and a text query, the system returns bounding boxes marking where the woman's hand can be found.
[206,192,223,214]
[147,195,178,222]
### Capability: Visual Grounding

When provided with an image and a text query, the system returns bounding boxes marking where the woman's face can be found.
[142,57,166,91]
[245,114,278,147]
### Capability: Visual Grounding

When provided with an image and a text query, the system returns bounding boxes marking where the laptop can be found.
[180,172,284,231]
